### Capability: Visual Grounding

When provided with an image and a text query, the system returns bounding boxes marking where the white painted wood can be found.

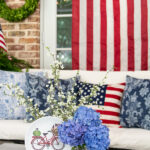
[40,0,44,68]
[56,48,72,51]
[40,0,57,69]
[57,14,72,18]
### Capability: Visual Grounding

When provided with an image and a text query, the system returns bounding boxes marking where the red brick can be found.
[3,32,7,37]
[2,0,40,65]
[28,17,40,22]
[19,0,26,2]
[28,31,40,36]
[8,31,25,37]
[5,38,15,43]
[33,9,40,16]
[5,0,16,3]
[32,65,40,69]
[8,45,25,51]
[0,18,7,23]
[19,38,40,44]
[19,24,40,30]
[37,2,40,8]
[27,59,40,65]
[8,51,18,57]
[18,52,40,58]
[27,45,40,51]
[2,25,15,30]
[7,3,25,9]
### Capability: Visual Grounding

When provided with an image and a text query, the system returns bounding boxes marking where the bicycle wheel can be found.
[52,137,65,150]
[31,136,45,150]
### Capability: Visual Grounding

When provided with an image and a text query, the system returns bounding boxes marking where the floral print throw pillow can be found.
[0,70,26,120]
[25,73,80,122]
[120,75,150,130]
[0,70,44,120]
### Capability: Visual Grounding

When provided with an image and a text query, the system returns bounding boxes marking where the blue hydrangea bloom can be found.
[58,120,87,146]
[58,106,110,149]
[74,106,102,127]
[84,125,110,150]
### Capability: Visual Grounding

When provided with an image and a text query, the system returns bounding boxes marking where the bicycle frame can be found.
[32,133,58,146]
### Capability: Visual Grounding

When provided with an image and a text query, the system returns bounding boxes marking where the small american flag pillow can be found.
[76,82,125,127]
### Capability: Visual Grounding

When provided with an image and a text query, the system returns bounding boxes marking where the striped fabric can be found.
[97,83,125,127]
[76,81,125,127]
[87,83,125,127]
[0,25,7,52]
[72,0,150,71]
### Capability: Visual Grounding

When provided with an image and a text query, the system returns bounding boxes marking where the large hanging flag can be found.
[72,0,150,71]
[0,24,7,52]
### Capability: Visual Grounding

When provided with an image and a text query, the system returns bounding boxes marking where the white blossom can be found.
[2,47,109,122]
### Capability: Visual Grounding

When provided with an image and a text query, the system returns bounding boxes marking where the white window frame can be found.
[40,0,72,69]
[40,0,57,69]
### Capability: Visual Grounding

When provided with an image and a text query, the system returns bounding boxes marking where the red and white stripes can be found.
[72,0,150,71]
[0,30,7,52]
[89,83,125,127]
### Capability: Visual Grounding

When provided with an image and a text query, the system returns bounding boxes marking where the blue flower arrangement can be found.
[58,106,110,150]
[74,106,102,128]
[58,120,87,146]
[84,126,110,150]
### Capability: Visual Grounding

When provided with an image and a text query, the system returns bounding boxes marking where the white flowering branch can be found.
[1,47,110,122]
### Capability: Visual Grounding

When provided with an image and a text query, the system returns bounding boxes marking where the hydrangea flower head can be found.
[74,106,102,127]
[58,120,87,146]
[84,125,110,150]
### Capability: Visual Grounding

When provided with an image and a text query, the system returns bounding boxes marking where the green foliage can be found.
[72,144,86,150]
[0,0,39,22]
[0,49,33,72]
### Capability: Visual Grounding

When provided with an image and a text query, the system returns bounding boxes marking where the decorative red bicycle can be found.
[31,124,65,150]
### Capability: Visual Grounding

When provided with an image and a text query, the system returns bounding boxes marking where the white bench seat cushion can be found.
[0,120,30,140]
[109,127,150,150]
[0,143,25,150]
[24,69,150,84]
[0,120,150,149]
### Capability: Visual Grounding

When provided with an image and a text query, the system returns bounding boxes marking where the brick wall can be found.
[0,0,40,68]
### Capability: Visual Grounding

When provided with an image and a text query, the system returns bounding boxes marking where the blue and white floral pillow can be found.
[25,73,50,113]
[0,70,44,120]
[25,73,80,122]
[120,75,150,130]
[0,70,27,120]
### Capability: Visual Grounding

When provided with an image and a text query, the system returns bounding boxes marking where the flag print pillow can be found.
[76,81,125,127]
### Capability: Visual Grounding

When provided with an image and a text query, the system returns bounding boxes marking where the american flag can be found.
[76,82,125,127]
[79,83,125,127]
[0,24,7,52]
[72,0,150,71]
[95,83,125,127]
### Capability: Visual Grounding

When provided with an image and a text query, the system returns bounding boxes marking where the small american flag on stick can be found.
[0,24,7,52]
